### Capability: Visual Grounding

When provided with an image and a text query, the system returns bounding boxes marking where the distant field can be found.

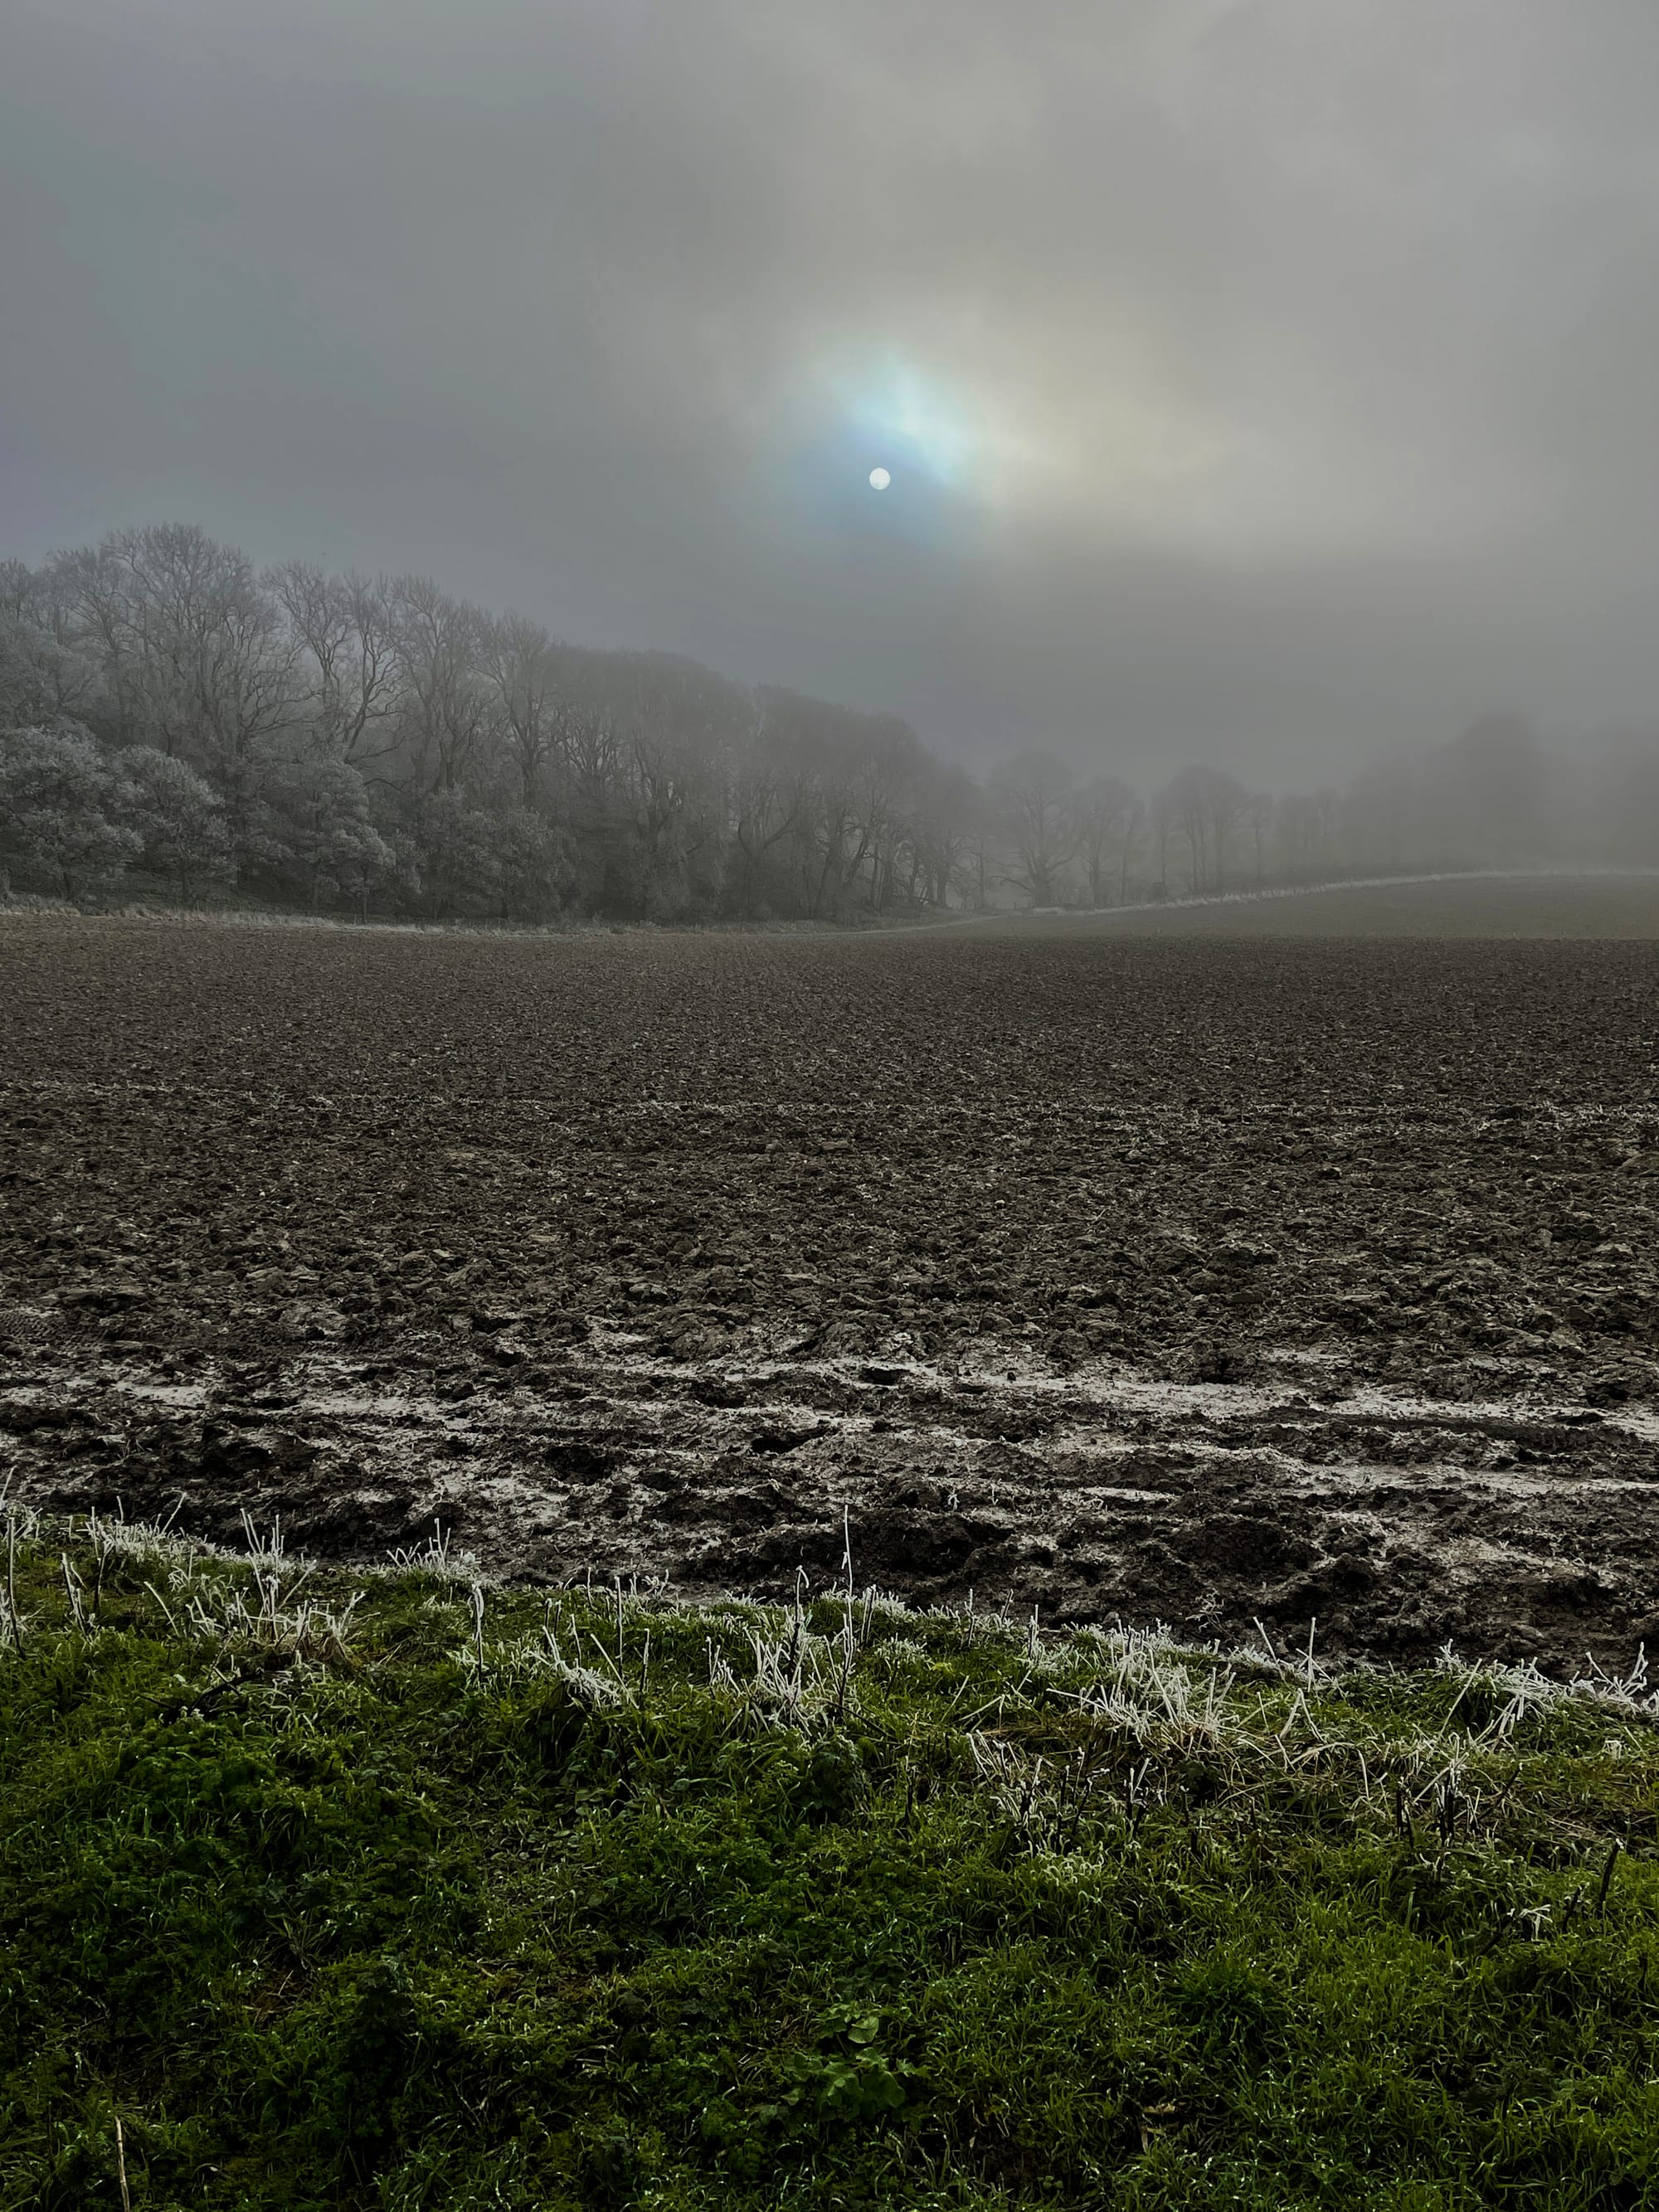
[975,871,1659,939]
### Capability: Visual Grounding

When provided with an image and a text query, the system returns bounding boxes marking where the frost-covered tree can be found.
[269,756,395,914]
[0,724,140,899]
[120,746,230,901]
[414,789,504,917]
[269,562,402,767]
[495,805,576,920]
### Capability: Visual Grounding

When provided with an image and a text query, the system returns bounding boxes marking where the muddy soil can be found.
[2,915,1657,1667]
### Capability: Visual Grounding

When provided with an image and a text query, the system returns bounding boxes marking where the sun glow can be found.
[849,359,975,486]
[810,348,1056,518]
[784,351,1026,536]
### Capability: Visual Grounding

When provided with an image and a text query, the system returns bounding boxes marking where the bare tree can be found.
[0,559,103,727]
[755,689,912,918]
[728,695,809,917]
[1436,713,1546,863]
[1201,766,1250,891]
[270,562,401,765]
[854,715,927,912]
[392,576,496,795]
[89,526,301,767]
[1160,766,1209,894]
[606,656,742,917]
[1159,763,1249,893]
[1120,790,1146,901]
[66,526,304,873]
[1073,772,1140,907]
[912,761,980,910]
[992,750,1079,907]
[485,613,562,806]
[1243,791,1275,885]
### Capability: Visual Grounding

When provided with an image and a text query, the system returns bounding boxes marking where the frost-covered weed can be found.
[452,1622,635,1708]
[1073,1635,1238,1753]
[1567,1646,1659,1717]
[864,1635,932,1686]
[380,1523,483,1584]
[924,1602,1025,1651]
[707,1609,855,1732]
[182,1573,363,1661]
[1436,1642,1659,1737]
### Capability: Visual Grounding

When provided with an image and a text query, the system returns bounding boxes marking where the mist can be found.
[12,8,1659,2167]
[4,522,1657,921]
[8,1,1659,786]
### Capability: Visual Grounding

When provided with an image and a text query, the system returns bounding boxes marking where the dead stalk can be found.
[6,1507,24,1655]
[835,1505,855,1722]
[142,1578,179,1635]
[60,1551,88,1635]
[1597,1840,1622,1913]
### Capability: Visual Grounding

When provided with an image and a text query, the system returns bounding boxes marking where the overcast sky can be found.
[6,0,1659,780]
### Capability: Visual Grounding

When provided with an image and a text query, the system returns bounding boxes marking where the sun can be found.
[868,466,891,490]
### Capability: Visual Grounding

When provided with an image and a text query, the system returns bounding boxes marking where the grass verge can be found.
[0,1511,1656,2209]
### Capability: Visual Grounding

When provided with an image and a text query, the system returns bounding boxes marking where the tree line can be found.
[2,523,1656,918]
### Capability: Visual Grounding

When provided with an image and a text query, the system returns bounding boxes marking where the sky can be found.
[5,0,1659,783]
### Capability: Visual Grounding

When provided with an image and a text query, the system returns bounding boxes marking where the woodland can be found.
[3,524,1656,921]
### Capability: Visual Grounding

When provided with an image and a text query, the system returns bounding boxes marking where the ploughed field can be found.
[2,899,1658,1669]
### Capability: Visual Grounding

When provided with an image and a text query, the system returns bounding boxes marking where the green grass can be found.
[1,1519,1657,2209]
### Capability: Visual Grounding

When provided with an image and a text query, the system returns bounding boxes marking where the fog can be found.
[7,1,1659,783]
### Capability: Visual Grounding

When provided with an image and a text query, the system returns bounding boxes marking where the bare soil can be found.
[2,906,1657,1667]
